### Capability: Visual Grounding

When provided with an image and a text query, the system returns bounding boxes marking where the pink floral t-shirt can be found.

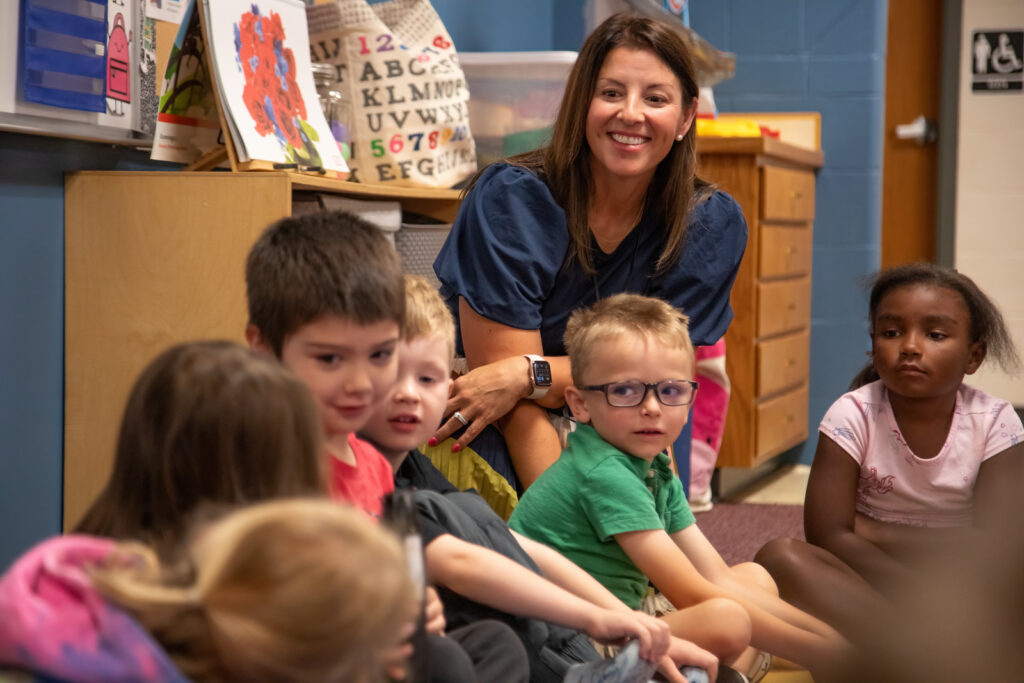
[819,380,1023,527]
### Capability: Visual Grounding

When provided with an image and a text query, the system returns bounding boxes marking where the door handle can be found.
[894,115,937,145]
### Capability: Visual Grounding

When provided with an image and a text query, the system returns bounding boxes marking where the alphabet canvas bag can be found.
[307,0,476,187]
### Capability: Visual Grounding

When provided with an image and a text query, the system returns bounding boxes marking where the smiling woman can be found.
[427,12,748,510]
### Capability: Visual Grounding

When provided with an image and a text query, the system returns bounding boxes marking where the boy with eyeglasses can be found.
[509,294,850,682]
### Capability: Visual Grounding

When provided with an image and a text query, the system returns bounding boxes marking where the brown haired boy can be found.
[245,210,403,517]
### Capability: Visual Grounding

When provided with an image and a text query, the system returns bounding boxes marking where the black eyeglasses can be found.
[582,380,699,407]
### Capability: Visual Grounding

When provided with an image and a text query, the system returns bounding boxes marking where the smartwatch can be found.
[524,354,552,400]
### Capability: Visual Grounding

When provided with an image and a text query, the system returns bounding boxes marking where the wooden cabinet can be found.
[63,172,461,529]
[696,138,824,468]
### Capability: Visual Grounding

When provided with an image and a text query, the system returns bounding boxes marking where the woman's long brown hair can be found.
[466,12,710,274]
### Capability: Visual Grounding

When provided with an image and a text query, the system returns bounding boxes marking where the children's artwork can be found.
[150,0,221,163]
[203,0,347,172]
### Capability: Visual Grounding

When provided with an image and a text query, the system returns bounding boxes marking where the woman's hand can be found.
[429,356,531,450]
[584,609,671,664]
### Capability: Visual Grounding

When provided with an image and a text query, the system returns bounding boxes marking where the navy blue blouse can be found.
[434,163,748,356]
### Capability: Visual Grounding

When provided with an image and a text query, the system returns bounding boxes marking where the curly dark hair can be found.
[850,262,1020,389]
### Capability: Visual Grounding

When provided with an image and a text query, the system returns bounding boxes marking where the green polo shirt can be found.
[508,423,695,608]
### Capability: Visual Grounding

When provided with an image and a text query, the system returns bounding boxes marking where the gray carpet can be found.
[695,503,804,566]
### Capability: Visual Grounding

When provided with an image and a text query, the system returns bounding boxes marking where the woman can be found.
[430,12,747,498]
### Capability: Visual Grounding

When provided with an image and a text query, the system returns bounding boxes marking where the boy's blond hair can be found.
[403,275,456,364]
[93,499,414,683]
[564,293,693,386]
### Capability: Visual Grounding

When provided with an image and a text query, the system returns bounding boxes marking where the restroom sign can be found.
[972,30,1023,92]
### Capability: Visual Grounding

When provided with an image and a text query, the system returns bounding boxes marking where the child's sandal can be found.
[746,651,773,683]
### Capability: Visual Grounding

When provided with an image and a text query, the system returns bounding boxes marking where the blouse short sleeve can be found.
[818,386,877,465]
[434,163,570,330]
[975,389,1024,461]
[648,191,747,347]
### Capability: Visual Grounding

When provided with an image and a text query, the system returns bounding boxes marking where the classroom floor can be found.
[732,465,815,683]
[734,464,810,505]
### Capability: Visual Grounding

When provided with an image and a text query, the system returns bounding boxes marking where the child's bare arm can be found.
[973,442,1024,532]
[424,533,670,662]
[804,435,911,587]
[510,530,628,611]
[616,527,842,674]
[511,530,721,682]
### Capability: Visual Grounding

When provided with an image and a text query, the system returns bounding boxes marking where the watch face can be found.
[532,360,552,387]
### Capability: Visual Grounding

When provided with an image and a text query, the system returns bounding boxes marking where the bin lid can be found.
[459,51,578,78]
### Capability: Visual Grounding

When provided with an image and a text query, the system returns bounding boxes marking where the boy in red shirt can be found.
[244,211,402,516]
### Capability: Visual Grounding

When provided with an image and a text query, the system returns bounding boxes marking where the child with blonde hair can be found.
[0,499,414,683]
[510,293,849,680]
[361,277,742,683]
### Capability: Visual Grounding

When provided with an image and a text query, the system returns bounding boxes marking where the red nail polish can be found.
[451,443,460,452]
[427,437,437,446]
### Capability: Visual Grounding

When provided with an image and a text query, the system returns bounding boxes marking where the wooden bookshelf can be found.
[63,171,461,528]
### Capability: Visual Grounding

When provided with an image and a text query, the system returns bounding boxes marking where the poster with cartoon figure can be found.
[101,0,135,128]
[107,12,130,113]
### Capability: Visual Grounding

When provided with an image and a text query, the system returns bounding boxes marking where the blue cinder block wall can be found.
[0,133,176,569]
[690,0,887,464]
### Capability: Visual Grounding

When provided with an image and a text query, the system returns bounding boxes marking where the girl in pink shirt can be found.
[756,263,1022,642]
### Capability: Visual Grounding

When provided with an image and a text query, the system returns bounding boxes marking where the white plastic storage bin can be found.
[459,51,577,167]
[395,213,452,289]
[292,193,402,245]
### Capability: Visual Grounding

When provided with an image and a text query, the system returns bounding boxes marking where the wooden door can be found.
[881,0,943,268]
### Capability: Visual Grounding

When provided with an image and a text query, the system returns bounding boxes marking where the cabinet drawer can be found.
[757,277,811,338]
[757,330,810,396]
[759,224,812,278]
[762,167,815,221]
[756,385,809,460]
